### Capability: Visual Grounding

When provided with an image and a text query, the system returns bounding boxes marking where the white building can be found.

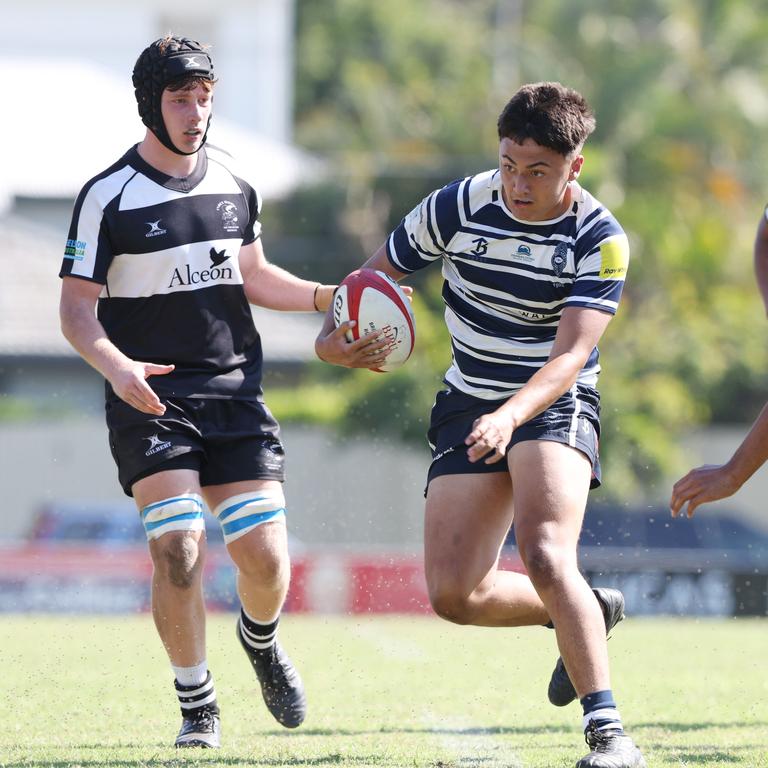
[1,0,295,142]
[0,0,323,217]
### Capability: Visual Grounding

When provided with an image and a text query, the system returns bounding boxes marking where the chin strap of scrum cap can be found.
[132,36,214,156]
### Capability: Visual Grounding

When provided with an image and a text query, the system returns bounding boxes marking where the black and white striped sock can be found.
[238,608,279,654]
[175,670,219,716]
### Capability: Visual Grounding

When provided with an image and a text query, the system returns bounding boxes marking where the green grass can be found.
[1,615,766,767]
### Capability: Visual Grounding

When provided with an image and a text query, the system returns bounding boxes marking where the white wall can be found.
[675,427,768,534]
[0,419,429,549]
[0,0,294,142]
[3,418,767,548]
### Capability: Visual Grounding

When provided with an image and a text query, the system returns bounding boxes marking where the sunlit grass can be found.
[1,615,766,767]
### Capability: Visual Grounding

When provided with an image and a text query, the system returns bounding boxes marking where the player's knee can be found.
[518,540,568,590]
[152,532,204,589]
[236,543,289,590]
[427,584,475,625]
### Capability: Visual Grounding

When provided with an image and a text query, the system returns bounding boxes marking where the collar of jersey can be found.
[127,145,209,193]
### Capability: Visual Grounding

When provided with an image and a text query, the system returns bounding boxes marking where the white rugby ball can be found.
[333,268,415,372]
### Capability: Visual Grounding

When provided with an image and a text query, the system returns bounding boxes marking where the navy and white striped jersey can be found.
[386,169,629,400]
[61,144,265,400]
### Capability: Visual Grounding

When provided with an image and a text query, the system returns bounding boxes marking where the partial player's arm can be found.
[59,276,173,415]
[239,239,336,312]
[670,400,768,517]
[754,209,768,316]
[466,306,612,464]
[314,244,409,368]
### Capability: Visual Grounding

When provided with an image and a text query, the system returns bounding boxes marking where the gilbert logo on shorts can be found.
[144,433,172,456]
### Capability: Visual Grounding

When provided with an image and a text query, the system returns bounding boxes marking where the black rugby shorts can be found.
[426,385,602,489]
[106,397,285,496]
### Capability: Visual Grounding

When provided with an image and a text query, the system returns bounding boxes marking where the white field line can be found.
[351,621,429,661]
[421,711,524,768]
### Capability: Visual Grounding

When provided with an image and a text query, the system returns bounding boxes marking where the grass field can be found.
[1,614,766,768]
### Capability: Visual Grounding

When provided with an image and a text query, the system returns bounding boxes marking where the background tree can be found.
[267,0,768,500]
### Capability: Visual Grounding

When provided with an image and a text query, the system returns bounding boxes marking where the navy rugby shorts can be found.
[106,397,285,496]
[426,385,602,489]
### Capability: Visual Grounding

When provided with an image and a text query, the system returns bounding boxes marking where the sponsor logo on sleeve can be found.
[599,236,629,279]
[64,239,87,260]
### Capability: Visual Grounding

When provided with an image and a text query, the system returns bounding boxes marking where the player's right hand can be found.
[669,464,740,518]
[314,321,391,369]
[466,410,515,464]
[110,362,175,415]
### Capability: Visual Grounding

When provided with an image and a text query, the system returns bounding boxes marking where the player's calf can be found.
[548,587,625,707]
[214,491,306,727]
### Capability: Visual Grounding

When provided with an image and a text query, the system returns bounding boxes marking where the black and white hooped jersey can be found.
[60,145,265,400]
[386,170,630,400]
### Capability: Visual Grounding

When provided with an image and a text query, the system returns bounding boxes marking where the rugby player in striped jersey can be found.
[317,82,645,768]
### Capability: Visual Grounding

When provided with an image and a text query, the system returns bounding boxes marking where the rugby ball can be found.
[333,269,415,372]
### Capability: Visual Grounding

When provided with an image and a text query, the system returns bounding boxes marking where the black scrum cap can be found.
[132,36,214,155]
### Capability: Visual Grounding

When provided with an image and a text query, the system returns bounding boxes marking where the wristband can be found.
[313,283,321,312]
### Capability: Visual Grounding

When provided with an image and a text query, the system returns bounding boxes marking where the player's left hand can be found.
[314,321,391,368]
[669,464,739,517]
[465,411,514,464]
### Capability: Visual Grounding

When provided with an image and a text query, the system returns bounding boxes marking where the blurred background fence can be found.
[2,0,768,617]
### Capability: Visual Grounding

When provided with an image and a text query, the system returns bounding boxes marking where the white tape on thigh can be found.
[141,494,205,541]
[212,489,286,545]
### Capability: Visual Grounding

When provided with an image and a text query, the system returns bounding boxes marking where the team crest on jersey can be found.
[145,219,168,238]
[144,433,172,457]
[551,242,568,276]
[217,200,240,233]
[511,244,535,263]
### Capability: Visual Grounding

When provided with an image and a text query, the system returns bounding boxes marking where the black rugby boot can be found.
[175,705,221,748]
[575,722,646,768]
[237,619,307,728]
[548,587,626,707]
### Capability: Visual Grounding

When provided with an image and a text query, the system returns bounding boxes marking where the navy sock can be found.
[580,689,623,734]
